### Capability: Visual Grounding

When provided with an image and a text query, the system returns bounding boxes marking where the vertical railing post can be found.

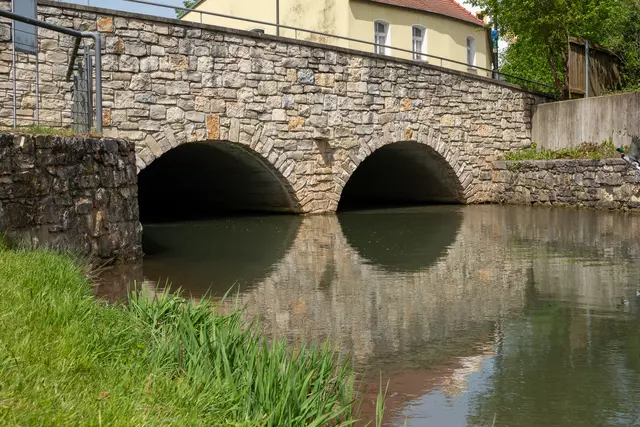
[585,39,590,98]
[276,0,280,36]
[85,43,93,131]
[35,28,40,125]
[11,19,16,128]
[84,32,102,134]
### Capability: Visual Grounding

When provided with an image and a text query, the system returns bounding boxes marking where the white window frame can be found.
[249,27,266,34]
[412,25,427,61]
[466,36,476,67]
[374,20,390,55]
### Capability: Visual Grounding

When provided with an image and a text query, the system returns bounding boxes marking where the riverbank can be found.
[0,245,374,425]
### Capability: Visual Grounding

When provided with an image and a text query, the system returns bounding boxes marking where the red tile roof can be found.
[363,0,485,26]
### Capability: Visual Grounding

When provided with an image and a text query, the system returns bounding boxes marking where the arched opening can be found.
[338,141,464,211]
[138,141,299,223]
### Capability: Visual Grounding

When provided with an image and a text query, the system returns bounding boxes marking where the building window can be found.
[250,28,265,34]
[412,25,426,60]
[466,36,476,66]
[374,20,389,55]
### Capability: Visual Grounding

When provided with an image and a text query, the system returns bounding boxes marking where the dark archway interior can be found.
[138,142,297,223]
[338,141,464,211]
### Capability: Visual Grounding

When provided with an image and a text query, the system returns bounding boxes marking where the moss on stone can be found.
[501,140,623,161]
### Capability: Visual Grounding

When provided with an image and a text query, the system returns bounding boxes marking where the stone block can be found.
[257,81,278,96]
[129,74,152,91]
[150,105,166,120]
[298,69,315,85]
[140,57,159,72]
[166,107,185,123]
[97,17,114,32]
[272,109,287,122]
[125,42,147,57]
[166,81,190,95]
[288,117,305,130]
[206,114,220,140]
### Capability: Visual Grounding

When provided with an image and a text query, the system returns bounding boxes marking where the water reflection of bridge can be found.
[99,206,639,367]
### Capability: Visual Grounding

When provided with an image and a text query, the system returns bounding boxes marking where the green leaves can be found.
[175,0,199,18]
[470,0,640,97]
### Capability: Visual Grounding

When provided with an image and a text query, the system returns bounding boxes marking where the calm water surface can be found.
[99,205,640,427]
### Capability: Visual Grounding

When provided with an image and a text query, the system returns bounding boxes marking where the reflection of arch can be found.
[338,141,465,211]
[138,141,301,223]
[338,206,464,272]
[141,215,302,297]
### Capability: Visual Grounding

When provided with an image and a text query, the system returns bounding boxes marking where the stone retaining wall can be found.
[0,133,141,258]
[491,158,640,210]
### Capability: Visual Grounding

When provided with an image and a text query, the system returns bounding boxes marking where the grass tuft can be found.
[500,139,624,161]
[0,247,378,426]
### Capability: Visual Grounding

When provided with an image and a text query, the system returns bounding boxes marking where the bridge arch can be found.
[137,140,301,223]
[336,131,468,211]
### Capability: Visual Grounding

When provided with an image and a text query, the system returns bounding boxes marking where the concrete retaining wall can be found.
[531,92,640,149]
[0,133,142,259]
[491,158,640,210]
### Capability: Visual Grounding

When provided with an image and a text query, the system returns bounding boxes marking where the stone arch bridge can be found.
[2,1,548,215]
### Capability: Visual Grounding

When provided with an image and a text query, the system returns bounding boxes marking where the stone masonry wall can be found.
[491,159,640,210]
[0,1,548,213]
[0,133,142,259]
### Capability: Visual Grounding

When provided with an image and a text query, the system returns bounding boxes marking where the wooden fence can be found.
[568,37,622,98]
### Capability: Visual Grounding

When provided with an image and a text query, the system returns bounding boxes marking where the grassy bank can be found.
[0,247,374,426]
[501,140,622,161]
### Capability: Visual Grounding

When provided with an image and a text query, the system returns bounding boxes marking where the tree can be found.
[470,0,627,99]
[175,0,199,18]
[499,35,556,93]
[603,0,640,91]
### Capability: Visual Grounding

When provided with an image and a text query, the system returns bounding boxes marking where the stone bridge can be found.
[0,1,548,215]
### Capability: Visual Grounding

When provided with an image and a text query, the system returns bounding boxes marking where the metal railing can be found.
[0,8,103,133]
[127,0,554,93]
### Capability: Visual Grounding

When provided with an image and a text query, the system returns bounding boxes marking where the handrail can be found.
[0,8,104,134]
[126,0,554,92]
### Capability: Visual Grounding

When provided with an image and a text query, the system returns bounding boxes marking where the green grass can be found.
[500,140,624,161]
[0,248,374,426]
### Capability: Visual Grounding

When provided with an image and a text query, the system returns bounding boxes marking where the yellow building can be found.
[181,0,491,76]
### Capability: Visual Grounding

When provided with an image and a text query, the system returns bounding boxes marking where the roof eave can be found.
[353,0,485,27]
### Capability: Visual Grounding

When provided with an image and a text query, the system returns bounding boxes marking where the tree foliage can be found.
[175,0,198,17]
[471,0,637,98]
[603,0,640,91]
[498,35,556,93]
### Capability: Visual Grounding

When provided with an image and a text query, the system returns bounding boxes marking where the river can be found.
[99,205,640,427]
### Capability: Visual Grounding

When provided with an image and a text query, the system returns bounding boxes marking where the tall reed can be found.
[129,286,361,426]
[0,247,379,426]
